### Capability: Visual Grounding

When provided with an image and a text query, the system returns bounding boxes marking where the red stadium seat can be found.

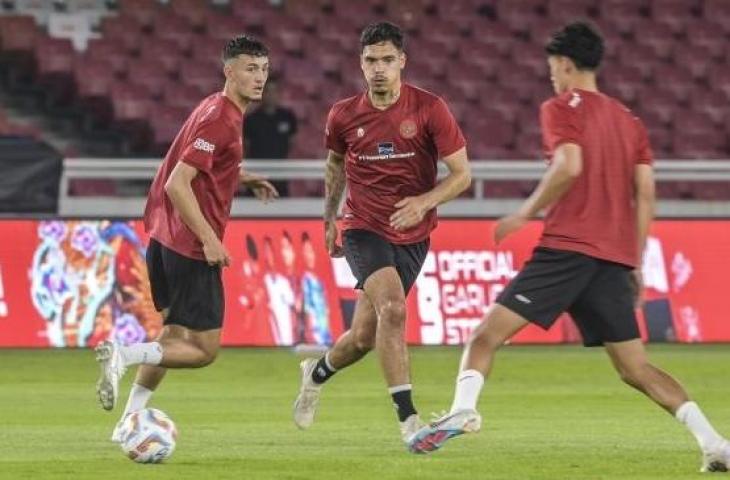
[598,3,645,35]
[671,131,727,159]
[673,44,717,81]
[148,105,189,154]
[686,21,727,59]
[0,15,38,53]
[471,22,518,57]
[117,0,161,30]
[702,0,730,32]
[169,0,210,30]
[140,39,183,77]
[85,38,129,76]
[127,59,170,99]
[672,111,719,136]
[152,15,195,53]
[616,45,658,80]
[162,84,202,112]
[633,21,676,59]
[35,38,74,76]
[650,0,698,34]
[547,0,595,21]
[651,66,696,102]
[181,60,224,96]
[99,15,143,55]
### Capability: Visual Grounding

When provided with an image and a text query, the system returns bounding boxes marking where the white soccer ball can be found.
[119,408,178,463]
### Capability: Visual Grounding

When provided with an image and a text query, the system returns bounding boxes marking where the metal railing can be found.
[59,158,730,218]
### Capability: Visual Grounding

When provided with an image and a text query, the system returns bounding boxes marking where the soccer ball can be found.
[119,408,178,463]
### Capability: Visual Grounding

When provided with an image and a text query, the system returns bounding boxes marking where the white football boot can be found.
[408,408,482,454]
[702,439,730,473]
[293,358,322,429]
[110,417,126,443]
[95,341,126,411]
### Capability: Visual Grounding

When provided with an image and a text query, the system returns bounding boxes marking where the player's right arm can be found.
[164,162,230,266]
[323,149,345,257]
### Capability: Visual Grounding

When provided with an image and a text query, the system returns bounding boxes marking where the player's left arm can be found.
[494,142,582,244]
[390,147,471,231]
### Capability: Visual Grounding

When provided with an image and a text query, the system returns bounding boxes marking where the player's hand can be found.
[494,214,529,244]
[202,236,231,267]
[630,268,645,309]
[390,196,429,231]
[324,219,343,257]
[241,173,279,203]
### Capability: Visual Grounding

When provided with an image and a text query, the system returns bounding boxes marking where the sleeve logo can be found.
[193,138,215,153]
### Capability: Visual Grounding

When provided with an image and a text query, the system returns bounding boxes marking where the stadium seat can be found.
[169,0,210,30]
[671,131,727,159]
[651,0,698,34]
[148,105,189,154]
[99,15,143,55]
[161,84,202,112]
[633,21,676,59]
[702,0,730,32]
[598,3,645,35]
[686,21,727,59]
[152,15,195,53]
[117,0,161,30]
[85,38,129,76]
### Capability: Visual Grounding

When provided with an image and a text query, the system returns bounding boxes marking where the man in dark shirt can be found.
[244,78,297,196]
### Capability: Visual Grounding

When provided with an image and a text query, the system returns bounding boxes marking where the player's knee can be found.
[353,330,375,352]
[377,299,407,327]
[196,348,219,367]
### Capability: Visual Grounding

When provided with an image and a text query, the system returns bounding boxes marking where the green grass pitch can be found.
[1,345,728,479]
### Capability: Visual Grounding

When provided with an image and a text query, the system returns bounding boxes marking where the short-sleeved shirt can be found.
[538,88,653,268]
[144,92,244,260]
[325,83,466,244]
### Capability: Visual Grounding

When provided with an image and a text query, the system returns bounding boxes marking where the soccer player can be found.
[293,21,471,448]
[94,35,278,441]
[408,22,730,472]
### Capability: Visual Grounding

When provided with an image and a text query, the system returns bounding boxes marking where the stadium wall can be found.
[0,218,728,348]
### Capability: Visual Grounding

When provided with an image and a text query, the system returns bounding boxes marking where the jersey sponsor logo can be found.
[378,142,395,155]
[357,142,416,162]
[515,294,532,304]
[357,127,365,138]
[399,119,417,139]
[193,138,215,153]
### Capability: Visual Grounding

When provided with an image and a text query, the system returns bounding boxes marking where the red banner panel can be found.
[0,219,728,347]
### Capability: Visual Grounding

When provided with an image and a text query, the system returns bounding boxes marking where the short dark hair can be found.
[360,21,404,51]
[222,35,268,62]
[282,230,292,243]
[545,22,603,70]
[301,231,310,244]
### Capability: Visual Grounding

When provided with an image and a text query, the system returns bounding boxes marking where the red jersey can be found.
[539,89,653,268]
[144,92,243,260]
[325,83,466,244]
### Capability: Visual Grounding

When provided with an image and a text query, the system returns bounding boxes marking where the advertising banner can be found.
[0,219,727,348]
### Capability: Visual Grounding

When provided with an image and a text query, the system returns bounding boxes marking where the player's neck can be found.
[567,73,598,93]
[222,83,250,114]
[368,82,401,110]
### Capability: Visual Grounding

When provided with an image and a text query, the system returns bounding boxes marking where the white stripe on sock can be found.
[387,384,412,395]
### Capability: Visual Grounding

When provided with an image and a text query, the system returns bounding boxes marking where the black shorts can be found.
[343,229,429,295]
[497,247,639,347]
[146,238,224,331]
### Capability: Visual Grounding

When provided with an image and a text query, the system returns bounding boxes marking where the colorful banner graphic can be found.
[0,219,728,347]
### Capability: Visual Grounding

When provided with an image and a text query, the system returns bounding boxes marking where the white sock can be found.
[324,352,337,371]
[450,369,485,413]
[119,342,163,367]
[676,401,724,451]
[120,383,153,419]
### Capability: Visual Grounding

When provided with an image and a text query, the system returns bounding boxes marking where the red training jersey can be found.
[144,92,244,260]
[325,83,466,244]
[538,88,653,268]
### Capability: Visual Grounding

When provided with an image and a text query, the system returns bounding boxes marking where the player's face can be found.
[548,55,571,94]
[224,54,269,101]
[361,41,405,94]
